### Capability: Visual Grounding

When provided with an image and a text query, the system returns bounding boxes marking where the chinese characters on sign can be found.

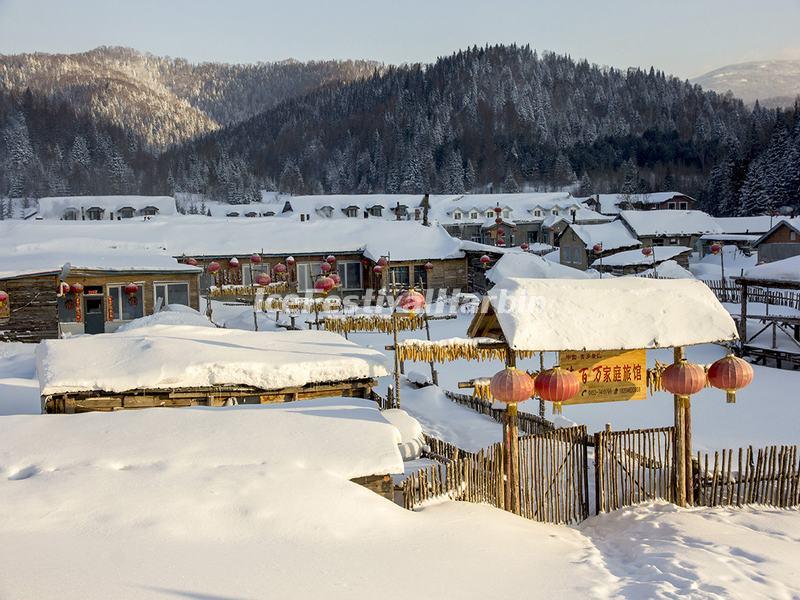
[559,349,647,404]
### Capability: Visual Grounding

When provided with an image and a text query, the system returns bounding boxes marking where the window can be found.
[502,210,510,218]
[667,202,676,210]
[317,206,334,218]
[471,234,483,243]
[336,261,363,290]
[552,209,559,216]
[527,231,538,242]
[108,284,144,321]
[388,266,410,287]
[86,207,104,220]
[141,206,159,216]
[678,202,688,210]
[669,238,679,245]
[533,209,542,217]
[345,206,359,218]
[63,208,79,221]
[470,211,478,219]
[791,231,797,241]
[485,210,494,218]
[413,265,428,289]
[154,282,190,308]
[118,207,135,219]
[297,262,324,292]
[369,206,383,217]
[453,211,462,220]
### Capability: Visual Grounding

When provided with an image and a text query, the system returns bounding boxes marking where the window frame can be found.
[108,282,145,321]
[336,261,364,290]
[153,281,191,309]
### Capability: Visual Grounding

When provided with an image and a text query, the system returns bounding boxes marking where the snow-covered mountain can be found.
[691,60,800,107]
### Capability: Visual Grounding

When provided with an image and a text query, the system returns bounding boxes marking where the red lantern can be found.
[520,242,529,251]
[229,257,240,269]
[377,257,388,267]
[424,261,434,271]
[708,354,753,403]
[641,247,653,257]
[361,258,370,268]
[535,366,581,414]
[207,261,221,274]
[124,283,138,296]
[373,265,383,274]
[326,255,336,264]
[314,276,335,294]
[250,253,262,264]
[185,257,198,266]
[286,256,296,267]
[710,243,722,256]
[398,289,425,311]
[593,243,603,254]
[70,283,84,295]
[320,262,332,274]
[490,367,535,404]
[58,281,70,296]
[273,263,287,274]
[661,359,706,398]
[256,273,272,286]
[330,272,341,287]
[493,206,502,215]
[495,217,503,225]
[0,290,8,305]
[479,254,491,269]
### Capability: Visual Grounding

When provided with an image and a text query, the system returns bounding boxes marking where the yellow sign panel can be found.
[559,349,647,404]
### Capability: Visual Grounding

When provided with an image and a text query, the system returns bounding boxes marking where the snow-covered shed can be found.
[590,245,693,274]
[37,325,389,413]
[0,252,201,342]
[37,196,177,220]
[468,277,738,352]
[558,220,641,271]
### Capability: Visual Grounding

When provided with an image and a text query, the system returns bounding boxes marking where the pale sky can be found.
[1,0,799,79]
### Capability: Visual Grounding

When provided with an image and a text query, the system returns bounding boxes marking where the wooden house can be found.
[587,192,696,215]
[0,255,201,343]
[752,219,800,263]
[558,221,641,270]
[618,209,721,249]
[37,327,388,413]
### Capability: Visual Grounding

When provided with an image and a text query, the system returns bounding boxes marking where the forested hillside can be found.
[1,44,798,216]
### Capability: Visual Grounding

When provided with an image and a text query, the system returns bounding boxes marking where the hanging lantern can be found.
[593,243,603,254]
[479,254,491,269]
[70,283,84,295]
[495,217,503,225]
[424,261,434,271]
[320,262,332,274]
[490,367,535,404]
[520,242,529,251]
[58,281,70,296]
[707,354,753,403]
[286,256,296,267]
[256,273,272,286]
[661,359,706,398]
[373,265,383,274]
[207,261,221,274]
[273,263,287,274]
[185,257,199,266]
[229,257,240,269]
[710,243,722,256]
[493,206,502,215]
[535,366,581,414]
[124,283,139,306]
[398,289,426,311]
[377,257,388,267]
[330,272,341,287]
[326,255,336,264]
[314,276,335,294]
[641,247,653,257]
[250,253,262,265]
[0,290,8,306]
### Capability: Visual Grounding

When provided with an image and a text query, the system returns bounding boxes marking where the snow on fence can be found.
[695,445,800,508]
[443,390,553,436]
[703,280,800,310]
[422,433,475,462]
[594,426,675,514]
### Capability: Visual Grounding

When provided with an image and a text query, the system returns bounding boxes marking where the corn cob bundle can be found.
[322,313,426,334]
[396,337,535,363]
[471,378,493,401]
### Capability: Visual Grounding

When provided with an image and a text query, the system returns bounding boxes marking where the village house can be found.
[558,220,641,270]
[36,195,177,220]
[0,254,201,342]
[618,209,722,249]
[585,191,696,215]
[752,219,800,263]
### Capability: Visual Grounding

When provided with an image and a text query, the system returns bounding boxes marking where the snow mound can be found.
[486,252,588,284]
[381,408,426,460]
[116,305,214,332]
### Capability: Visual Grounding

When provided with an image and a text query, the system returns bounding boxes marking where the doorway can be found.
[83,294,105,334]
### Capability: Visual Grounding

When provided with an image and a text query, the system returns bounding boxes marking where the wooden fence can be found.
[594,426,675,513]
[443,390,554,436]
[695,445,800,508]
[703,280,800,310]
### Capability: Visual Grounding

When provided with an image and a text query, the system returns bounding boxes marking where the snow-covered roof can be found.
[591,246,692,268]
[630,260,695,279]
[699,233,761,242]
[37,196,177,218]
[0,218,465,264]
[619,210,722,237]
[36,325,389,395]
[741,255,800,284]
[486,253,589,284]
[753,219,800,247]
[568,221,641,251]
[593,192,692,214]
[715,216,795,235]
[0,250,200,280]
[482,277,738,351]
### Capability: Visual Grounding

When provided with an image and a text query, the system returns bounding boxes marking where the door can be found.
[83,295,105,334]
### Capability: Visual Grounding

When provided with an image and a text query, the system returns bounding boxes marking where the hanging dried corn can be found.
[321,313,426,335]
[395,337,535,363]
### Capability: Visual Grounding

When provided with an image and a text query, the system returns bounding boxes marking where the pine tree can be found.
[577,172,593,196]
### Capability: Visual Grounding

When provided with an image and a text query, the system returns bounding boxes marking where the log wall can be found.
[0,274,59,343]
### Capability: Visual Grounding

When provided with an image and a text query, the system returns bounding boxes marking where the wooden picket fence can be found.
[594,426,675,513]
[695,445,800,508]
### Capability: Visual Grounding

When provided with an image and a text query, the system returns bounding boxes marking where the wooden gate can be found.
[517,426,589,524]
[594,426,675,513]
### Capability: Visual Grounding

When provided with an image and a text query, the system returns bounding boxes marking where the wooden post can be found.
[740,281,748,346]
[673,346,687,507]
[685,394,693,506]
[502,347,521,515]
[423,314,438,385]
[390,269,401,408]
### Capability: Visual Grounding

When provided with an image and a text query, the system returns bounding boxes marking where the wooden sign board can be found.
[559,349,647,404]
